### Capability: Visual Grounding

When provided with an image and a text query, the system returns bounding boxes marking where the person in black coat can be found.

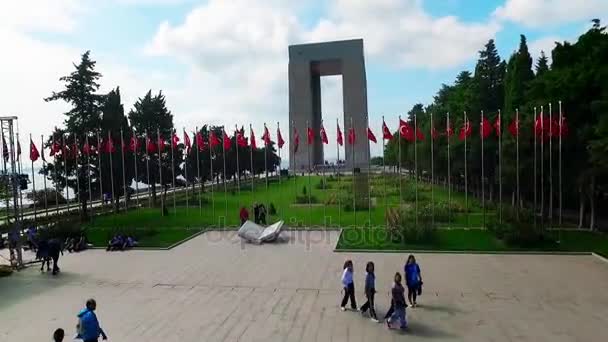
[48,238,63,275]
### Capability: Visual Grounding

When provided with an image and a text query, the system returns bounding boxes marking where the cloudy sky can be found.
[1,0,606,159]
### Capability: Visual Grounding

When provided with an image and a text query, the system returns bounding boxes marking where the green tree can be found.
[535,51,549,76]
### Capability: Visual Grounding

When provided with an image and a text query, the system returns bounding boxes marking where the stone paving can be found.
[1,230,608,341]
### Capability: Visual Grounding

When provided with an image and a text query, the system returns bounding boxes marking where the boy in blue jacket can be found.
[76,299,108,342]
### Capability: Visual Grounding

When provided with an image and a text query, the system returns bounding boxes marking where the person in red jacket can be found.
[239,206,249,225]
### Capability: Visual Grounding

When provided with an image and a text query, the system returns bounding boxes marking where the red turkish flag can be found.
[534,113,549,139]
[82,139,91,155]
[262,126,272,146]
[157,134,165,153]
[399,119,414,142]
[209,131,220,149]
[129,135,139,152]
[508,118,520,137]
[196,132,206,151]
[307,127,314,145]
[29,139,40,161]
[416,126,425,141]
[446,123,454,138]
[382,121,393,140]
[277,127,285,149]
[250,128,257,149]
[72,140,79,159]
[171,132,180,149]
[458,120,472,141]
[337,123,343,146]
[50,139,61,156]
[146,135,156,153]
[106,135,115,153]
[236,129,247,147]
[480,116,493,139]
[320,124,328,144]
[184,130,192,153]
[223,129,231,150]
[347,127,356,145]
[367,127,377,143]
[293,127,300,153]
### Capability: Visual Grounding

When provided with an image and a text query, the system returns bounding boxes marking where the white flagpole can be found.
[74,136,81,216]
[97,131,103,213]
[498,109,502,224]
[481,110,485,229]
[63,134,70,214]
[171,129,176,213]
[250,124,254,194]
[464,111,468,228]
[534,107,537,230]
[145,130,151,208]
[540,105,545,228]
[157,128,164,215]
[120,129,127,211]
[414,111,419,228]
[264,123,269,220]
[86,135,92,217]
[337,119,341,227]
[549,102,553,226]
[222,127,228,222]
[277,122,281,185]
[183,129,188,214]
[30,134,36,221]
[235,125,241,201]
[292,121,297,207]
[16,132,24,221]
[108,131,115,212]
[306,120,312,227]
[398,115,402,207]
[196,127,202,215]
[558,101,563,227]
[447,112,451,226]
[133,130,139,209]
[41,135,49,218]
[210,128,215,222]
[351,116,356,227]
[366,115,371,228]
[321,120,326,227]
[431,112,434,227]
[382,116,386,228]
[516,109,520,216]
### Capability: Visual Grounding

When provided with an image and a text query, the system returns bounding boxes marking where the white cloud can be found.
[494,0,608,27]
[0,0,85,33]
[528,35,560,64]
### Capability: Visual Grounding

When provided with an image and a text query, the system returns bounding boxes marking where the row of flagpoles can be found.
[17,102,567,227]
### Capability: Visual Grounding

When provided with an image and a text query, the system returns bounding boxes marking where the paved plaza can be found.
[1,230,608,341]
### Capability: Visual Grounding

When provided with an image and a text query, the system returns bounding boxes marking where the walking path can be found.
[1,230,608,341]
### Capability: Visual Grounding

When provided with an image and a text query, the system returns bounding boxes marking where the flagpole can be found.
[196,127,202,215]
[366,115,371,228]
[108,131,115,212]
[133,130,139,209]
[382,116,387,229]
[74,136,81,217]
[516,109,520,218]
[157,128,164,215]
[121,129,127,211]
[558,101,563,227]
[306,120,312,227]
[42,135,49,218]
[30,134,37,221]
[534,107,537,230]
[498,109,502,224]
[145,130,151,209]
[447,113,451,227]
[414,111,419,228]
[86,135,92,218]
[210,128,215,223]
[351,116,356,227]
[481,110,485,229]
[321,120,326,227]
[398,115,403,208]
[222,127,228,224]
[184,129,188,214]
[292,121,297,206]
[431,112,434,228]
[16,132,24,221]
[235,125,241,205]
[549,102,553,227]
[277,122,281,186]
[171,129,176,214]
[63,134,70,215]
[540,105,545,229]
[264,123,269,221]
[337,119,341,227]
[250,124,254,195]
[97,131,103,213]
[464,111,468,228]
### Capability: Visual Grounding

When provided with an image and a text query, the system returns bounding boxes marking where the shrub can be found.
[295,195,318,204]
[488,206,552,247]
[386,208,437,244]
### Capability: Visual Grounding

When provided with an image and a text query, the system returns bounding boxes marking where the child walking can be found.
[340,260,357,311]
[387,272,407,330]
[359,261,379,322]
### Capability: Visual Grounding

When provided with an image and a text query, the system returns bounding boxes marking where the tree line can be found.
[385,20,608,230]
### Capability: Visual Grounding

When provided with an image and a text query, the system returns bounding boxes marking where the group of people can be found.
[51,298,108,342]
[239,203,267,225]
[340,255,423,331]
[106,234,138,251]
[65,235,90,253]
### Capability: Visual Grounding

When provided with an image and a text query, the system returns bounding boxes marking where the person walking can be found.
[48,238,62,275]
[387,272,407,330]
[404,254,422,307]
[340,260,357,311]
[253,203,260,224]
[359,261,379,322]
[239,206,249,225]
[76,299,108,342]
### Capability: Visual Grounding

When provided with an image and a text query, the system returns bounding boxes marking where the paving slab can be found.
[1,230,608,341]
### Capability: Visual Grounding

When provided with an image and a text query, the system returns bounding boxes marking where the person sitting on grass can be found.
[125,236,138,249]
[106,235,125,251]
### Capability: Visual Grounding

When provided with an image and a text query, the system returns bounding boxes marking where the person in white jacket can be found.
[340,260,357,311]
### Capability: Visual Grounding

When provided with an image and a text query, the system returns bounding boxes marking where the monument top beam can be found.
[288,39,364,62]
